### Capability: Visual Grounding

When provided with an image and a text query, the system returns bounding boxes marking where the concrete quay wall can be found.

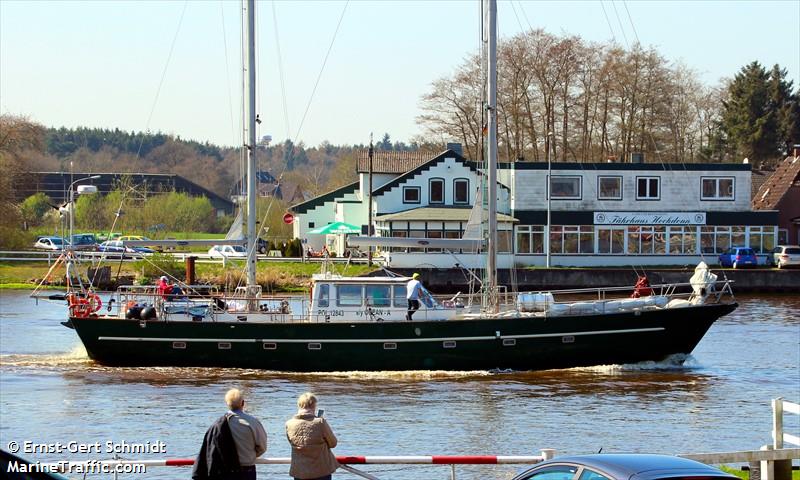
[383,268,800,293]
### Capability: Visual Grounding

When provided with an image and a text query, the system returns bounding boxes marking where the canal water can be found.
[0,290,798,479]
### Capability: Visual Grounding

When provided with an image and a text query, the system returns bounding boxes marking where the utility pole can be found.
[367,133,374,266]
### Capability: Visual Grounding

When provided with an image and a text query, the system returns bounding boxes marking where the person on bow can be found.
[406,272,423,321]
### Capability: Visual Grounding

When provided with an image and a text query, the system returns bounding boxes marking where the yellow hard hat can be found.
[412,272,420,279]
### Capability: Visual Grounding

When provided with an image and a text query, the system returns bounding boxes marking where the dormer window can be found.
[454,179,469,204]
[403,186,421,204]
[429,178,444,204]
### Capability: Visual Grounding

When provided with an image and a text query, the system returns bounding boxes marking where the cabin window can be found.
[429,178,444,204]
[502,339,516,346]
[366,285,391,307]
[443,341,457,349]
[701,177,734,200]
[393,285,407,307]
[336,285,363,306]
[598,176,622,200]
[636,177,660,200]
[308,343,322,350]
[403,186,421,204]
[218,342,231,350]
[550,176,581,199]
[454,179,469,204]
[172,342,187,349]
[263,342,277,350]
[383,342,397,350]
[317,284,330,307]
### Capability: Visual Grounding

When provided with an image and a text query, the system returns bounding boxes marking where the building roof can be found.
[289,181,359,214]
[371,150,475,196]
[752,156,800,210]
[375,207,517,223]
[356,149,439,174]
[751,168,775,199]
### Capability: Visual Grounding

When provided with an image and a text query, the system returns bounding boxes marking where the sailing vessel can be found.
[60,0,737,371]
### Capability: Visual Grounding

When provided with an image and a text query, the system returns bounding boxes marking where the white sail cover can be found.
[225,208,244,240]
[462,186,484,240]
[689,261,717,303]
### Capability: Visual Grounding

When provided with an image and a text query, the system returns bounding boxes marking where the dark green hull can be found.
[68,303,736,371]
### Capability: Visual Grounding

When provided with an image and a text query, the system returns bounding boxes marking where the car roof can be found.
[533,454,736,480]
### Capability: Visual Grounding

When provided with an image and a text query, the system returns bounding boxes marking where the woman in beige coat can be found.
[285,392,338,480]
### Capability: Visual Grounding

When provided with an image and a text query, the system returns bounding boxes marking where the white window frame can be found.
[701,177,735,200]
[549,176,582,200]
[453,178,469,204]
[402,186,421,204]
[636,176,660,200]
[597,176,623,200]
[429,178,445,204]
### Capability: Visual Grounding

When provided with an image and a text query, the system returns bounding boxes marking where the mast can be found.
[485,0,498,311]
[244,0,258,291]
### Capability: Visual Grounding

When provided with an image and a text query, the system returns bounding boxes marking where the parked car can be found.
[766,245,800,269]
[70,233,99,251]
[208,245,247,258]
[33,236,69,250]
[511,454,738,480]
[98,240,153,256]
[718,247,758,268]
[117,235,150,242]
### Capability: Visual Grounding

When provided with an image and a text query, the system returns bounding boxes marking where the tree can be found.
[768,64,800,155]
[20,193,55,230]
[721,61,778,162]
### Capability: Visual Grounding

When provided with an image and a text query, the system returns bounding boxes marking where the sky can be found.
[1,0,798,149]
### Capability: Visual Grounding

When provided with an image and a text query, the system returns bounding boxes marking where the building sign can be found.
[593,212,706,225]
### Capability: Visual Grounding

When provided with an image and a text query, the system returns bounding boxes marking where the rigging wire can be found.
[135,0,189,159]
[622,1,641,47]
[291,0,349,145]
[610,0,630,49]
[599,2,617,43]
[272,1,292,141]
[220,0,238,146]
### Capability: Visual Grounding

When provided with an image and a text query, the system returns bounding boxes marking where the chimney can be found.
[446,142,463,156]
[630,152,645,164]
[792,144,800,158]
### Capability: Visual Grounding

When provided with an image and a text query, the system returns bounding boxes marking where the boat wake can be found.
[568,354,701,373]
[0,344,93,368]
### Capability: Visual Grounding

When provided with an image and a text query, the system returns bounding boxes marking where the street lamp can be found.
[545,132,553,269]
[68,175,100,251]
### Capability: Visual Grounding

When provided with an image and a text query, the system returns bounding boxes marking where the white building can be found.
[290,148,778,267]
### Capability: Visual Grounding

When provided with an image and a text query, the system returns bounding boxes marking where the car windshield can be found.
[232,246,245,253]
[739,249,754,255]
[51,238,64,245]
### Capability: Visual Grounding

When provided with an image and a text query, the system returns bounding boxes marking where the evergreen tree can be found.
[768,64,800,154]
[282,139,295,170]
[721,61,777,162]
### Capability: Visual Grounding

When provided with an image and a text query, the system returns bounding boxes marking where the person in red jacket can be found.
[157,276,173,298]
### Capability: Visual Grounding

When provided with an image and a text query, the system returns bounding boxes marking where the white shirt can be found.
[406,279,422,300]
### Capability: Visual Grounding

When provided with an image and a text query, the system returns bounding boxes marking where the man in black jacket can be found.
[193,389,267,480]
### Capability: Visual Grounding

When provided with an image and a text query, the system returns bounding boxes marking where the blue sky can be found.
[1,0,798,148]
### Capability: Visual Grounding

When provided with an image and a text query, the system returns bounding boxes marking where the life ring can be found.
[68,294,91,318]
[87,293,102,313]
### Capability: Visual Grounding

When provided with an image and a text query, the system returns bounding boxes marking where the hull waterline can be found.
[67,303,736,371]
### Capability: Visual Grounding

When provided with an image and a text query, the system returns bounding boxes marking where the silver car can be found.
[766,245,800,269]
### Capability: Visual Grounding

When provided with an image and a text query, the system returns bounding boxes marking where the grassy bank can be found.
[0,260,375,292]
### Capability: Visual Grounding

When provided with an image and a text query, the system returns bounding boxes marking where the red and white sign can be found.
[283,213,294,224]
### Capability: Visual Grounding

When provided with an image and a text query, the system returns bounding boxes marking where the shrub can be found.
[131,253,185,284]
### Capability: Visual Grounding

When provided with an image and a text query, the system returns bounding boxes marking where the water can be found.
[1,290,798,479]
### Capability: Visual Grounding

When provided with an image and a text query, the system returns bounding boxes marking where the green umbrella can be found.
[307,221,361,235]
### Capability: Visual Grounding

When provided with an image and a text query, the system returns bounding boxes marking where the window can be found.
[308,222,315,229]
[550,176,581,199]
[498,230,512,253]
[668,226,697,254]
[393,285,407,307]
[628,226,665,254]
[336,285,362,306]
[702,177,734,200]
[598,176,622,200]
[579,469,611,480]
[516,465,579,480]
[454,179,469,204]
[426,230,443,253]
[749,226,776,253]
[597,227,625,254]
[403,186,421,203]
[548,226,593,254]
[516,225,545,254]
[429,178,444,204]
[636,176,660,200]
[366,285,391,307]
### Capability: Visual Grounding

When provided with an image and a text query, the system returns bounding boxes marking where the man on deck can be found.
[406,272,423,321]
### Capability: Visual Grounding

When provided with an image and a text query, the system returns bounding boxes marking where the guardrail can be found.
[52,451,555,480]
[680,398,800,480]
[0,250,376,265]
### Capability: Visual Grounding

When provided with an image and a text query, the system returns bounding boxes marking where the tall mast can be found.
[485,0,498,311]
[245,0,257,290]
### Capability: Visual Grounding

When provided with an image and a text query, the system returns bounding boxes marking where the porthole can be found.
[383,342,397,350]
[562,336,575,344]
[263,343,277,350]
[308,343,322,350]
[502,339,516,346]
[443,341,457,349]
[172,341,186,349]
[218,342,231,350]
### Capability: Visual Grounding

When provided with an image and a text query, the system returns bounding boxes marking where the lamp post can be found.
[68,175,101,251]
[545,132,553,269]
